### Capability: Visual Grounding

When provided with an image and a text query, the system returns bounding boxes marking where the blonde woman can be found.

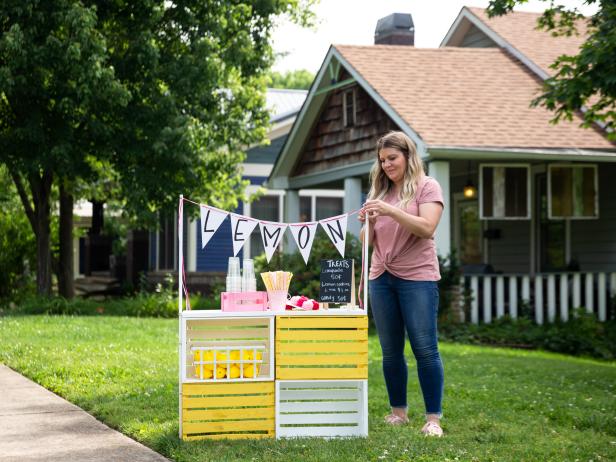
[359,131,445,437]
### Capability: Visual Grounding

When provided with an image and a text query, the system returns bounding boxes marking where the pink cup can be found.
[267,290,289,311]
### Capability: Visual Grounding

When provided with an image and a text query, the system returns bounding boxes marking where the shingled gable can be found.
[268,45,426,190]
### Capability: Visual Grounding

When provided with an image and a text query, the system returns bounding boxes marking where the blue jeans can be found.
[369,272,444,416]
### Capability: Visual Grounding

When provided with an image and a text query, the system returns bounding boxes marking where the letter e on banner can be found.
[319,214,348,258]
[289,222,318,264]
[230,214,259,256]
[200,206,228,249]
[259,222,288,263]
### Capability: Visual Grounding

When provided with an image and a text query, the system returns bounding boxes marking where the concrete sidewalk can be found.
[0,365,171,462]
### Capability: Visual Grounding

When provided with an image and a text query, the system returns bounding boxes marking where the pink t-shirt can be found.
[369,176,444,281]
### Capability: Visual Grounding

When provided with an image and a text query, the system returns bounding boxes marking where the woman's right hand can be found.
[358,209,377,225]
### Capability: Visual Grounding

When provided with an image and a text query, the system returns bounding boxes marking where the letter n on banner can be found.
[200,206,228,249]
[319,214,348,258]
[230,214,259,256]
[289,222,318,264]
[259,222,288,263]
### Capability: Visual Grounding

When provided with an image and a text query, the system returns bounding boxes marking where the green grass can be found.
[0,315,615,462]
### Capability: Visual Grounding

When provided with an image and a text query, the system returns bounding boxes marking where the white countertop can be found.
[180,309,367,318]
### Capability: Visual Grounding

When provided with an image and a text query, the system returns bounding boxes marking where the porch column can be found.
[344,177,362,238]
[429,161,451,257]
[187,219,197,272]
[284,189,300,253]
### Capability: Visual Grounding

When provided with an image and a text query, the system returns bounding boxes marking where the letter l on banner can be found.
[319,214,348,258]
[199,206,228,249]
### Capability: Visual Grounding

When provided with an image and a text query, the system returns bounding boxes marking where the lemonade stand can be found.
[177,196,370,440]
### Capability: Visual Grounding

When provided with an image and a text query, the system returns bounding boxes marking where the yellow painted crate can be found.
[275,316,368,380]
[181,381,275,440]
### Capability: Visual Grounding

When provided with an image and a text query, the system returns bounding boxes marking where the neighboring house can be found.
[149,88,346,283]
[267,8,616,323]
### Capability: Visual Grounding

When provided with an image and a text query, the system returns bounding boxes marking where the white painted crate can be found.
[275,380,368,438]
[181,315,274,382]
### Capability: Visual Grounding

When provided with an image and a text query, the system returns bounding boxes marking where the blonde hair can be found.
[367,131,425,209]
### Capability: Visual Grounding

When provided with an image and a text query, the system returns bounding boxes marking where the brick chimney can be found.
[374,13,414,46]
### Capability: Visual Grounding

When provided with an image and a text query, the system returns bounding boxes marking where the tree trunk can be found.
[58,182,75,298]
[31,172,53,296]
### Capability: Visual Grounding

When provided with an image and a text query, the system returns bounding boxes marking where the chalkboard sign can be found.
[319,259,353,303]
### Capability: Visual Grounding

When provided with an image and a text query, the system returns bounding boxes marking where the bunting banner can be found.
[319,214,348,258]
[259,221,288,263]
[199,206,228,249]
[230,213,259,257]
[288,222,319,264]
[188,198,359,264]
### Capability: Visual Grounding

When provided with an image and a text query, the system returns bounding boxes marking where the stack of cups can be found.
[242,259,257,292]
[226,257,241,292]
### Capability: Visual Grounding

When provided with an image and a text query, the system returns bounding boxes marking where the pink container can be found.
[221,291,268,312]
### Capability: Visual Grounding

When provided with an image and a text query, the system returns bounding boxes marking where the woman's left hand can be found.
[361,200,397,219]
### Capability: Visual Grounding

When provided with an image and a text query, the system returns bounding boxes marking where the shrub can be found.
[439,310,616,360]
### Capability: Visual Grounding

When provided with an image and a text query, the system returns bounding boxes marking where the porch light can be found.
[463,182,477,198]
[463,160,476,198]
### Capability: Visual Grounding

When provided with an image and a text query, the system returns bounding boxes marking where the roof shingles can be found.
[334,45,613,150]
[467,7,589,77]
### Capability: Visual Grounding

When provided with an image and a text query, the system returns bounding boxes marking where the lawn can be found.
[0,315,614,462]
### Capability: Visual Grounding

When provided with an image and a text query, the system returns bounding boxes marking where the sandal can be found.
[384,413,409,426]
[421,421,443,437]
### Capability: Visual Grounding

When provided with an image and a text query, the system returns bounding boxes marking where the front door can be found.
[455,198,482,264]
[536,173,566,271]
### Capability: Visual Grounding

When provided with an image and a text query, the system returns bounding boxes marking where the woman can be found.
[359,131,445,437]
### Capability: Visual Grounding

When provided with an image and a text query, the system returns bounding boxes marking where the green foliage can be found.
[266,69,315,90]
[487,0,616,140]
[440,309,616,360]
[0,167,36,298]
[0,0,317,293]
[437,251,463,322]
[1,316,615,461]
[254,231,363,300]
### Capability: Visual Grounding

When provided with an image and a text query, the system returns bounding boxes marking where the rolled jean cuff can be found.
[426,412,443,419]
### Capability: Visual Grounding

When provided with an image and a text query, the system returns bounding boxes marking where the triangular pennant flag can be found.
[289,222,318,265]
[319,214,348,258]
[230,214,259,256]
[259,221,288,263]
[199,206,228,249]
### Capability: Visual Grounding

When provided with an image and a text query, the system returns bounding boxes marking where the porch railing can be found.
[460,272,616,324]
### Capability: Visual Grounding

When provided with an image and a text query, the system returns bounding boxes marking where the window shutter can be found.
[548,164,598,219]
[480,164,530,219]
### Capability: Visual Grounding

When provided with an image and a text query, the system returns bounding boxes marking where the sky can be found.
[271,0,598,73]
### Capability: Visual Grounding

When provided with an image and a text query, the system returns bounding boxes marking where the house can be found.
[147,88,347,290]
[266,8,616,324]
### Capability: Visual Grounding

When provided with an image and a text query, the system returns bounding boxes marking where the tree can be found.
[487,1,616,140]
[1,1,129,296]
[267,69,315,90]
[1,1,316,296]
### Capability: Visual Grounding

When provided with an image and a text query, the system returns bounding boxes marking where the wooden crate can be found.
[275,380,368,438]
[275,316,368,380]
[181,382,275,440]
[182,316,274,382]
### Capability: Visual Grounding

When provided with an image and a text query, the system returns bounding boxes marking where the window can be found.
[315,197,343,220]
[548,164,598,219]
[343,88,356,127]
[480,164,530,219]
[299,196,311,223]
